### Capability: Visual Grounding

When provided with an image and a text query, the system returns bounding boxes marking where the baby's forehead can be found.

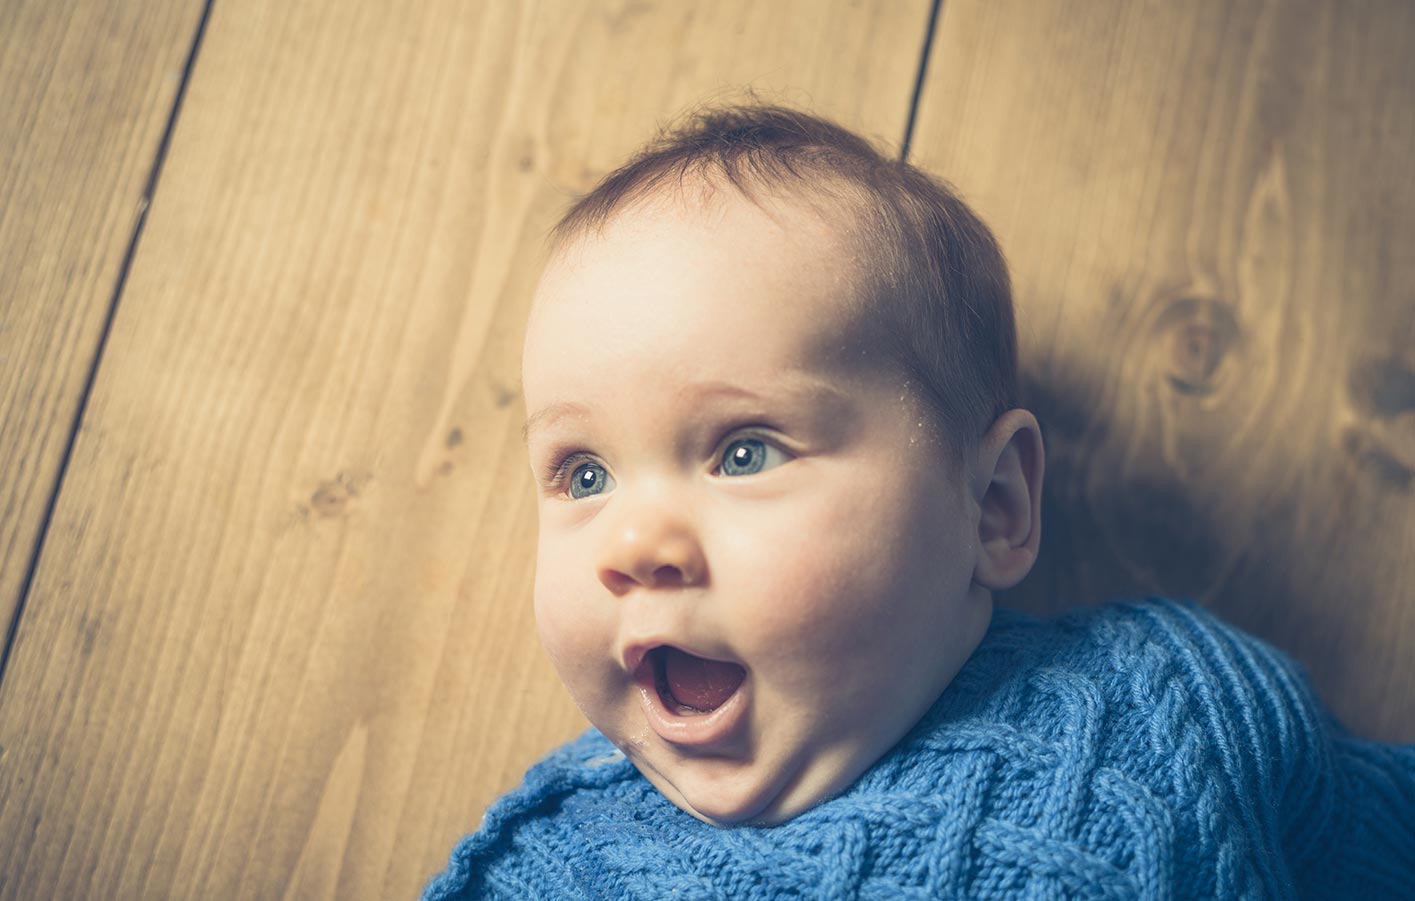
[529,304,895,447]
[522,182,905,409]
[541,189,877,322]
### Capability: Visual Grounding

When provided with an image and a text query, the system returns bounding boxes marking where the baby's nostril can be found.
[650,564,687,587]
[598,566,639,596]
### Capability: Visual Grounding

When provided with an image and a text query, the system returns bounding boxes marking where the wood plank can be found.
[0,1,931,898]
[912,0,1415,740]
[0,0,205,659]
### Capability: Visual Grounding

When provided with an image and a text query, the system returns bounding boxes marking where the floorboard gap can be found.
[901,0,944,161]
[0,0,219,692]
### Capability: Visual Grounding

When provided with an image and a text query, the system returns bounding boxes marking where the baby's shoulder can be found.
[923,597,1318,771]
[856,597,1348,898]
[926,596,1323,801]
[974,596,1284,695]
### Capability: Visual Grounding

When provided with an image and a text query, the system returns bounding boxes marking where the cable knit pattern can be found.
[421,599,1415,899]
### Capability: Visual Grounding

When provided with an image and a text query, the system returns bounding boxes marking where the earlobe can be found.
[971,409,1045,591]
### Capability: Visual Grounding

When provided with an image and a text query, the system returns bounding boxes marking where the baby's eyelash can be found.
[541,451,593,488]
[712,426,782,456]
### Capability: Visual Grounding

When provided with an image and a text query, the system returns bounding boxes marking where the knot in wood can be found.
[309,471,370,517]
[1349,358,1415,419]
[1152,296,1240,396]
[1344,357,1415,487]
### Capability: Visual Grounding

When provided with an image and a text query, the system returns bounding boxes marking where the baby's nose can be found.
[596,505,707,595]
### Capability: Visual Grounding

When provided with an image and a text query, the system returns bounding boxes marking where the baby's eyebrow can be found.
[682,378,848,410]
[522,401,589,443]
[522,378,848,443]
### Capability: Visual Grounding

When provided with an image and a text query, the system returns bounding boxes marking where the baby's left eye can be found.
[718,438,791,477]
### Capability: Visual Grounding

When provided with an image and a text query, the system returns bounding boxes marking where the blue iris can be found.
[569,461,613,498]
[721,439,768,476]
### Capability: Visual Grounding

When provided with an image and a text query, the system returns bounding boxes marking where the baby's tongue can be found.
[662,647,745,712]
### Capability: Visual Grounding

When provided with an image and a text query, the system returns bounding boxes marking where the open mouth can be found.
[648,646,747,716]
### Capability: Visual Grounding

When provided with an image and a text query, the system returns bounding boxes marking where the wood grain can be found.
[913,0,1415,740]
[0,0,204,656]
[0,1,930,898]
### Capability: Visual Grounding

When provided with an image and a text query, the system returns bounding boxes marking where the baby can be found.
[424,105,1414,899]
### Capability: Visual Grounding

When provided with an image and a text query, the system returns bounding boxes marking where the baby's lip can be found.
[622,638,739,671]
[622,642,659,676]
[623,640,743,681]
[623,642,751,749]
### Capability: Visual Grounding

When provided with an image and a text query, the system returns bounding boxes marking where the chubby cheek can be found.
[716,477,959,685]
[532,541,616,711]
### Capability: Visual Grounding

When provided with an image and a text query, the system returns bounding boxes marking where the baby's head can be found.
[521,104,1044,826]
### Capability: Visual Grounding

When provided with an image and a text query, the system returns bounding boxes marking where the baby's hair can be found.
[549,103,1018,462]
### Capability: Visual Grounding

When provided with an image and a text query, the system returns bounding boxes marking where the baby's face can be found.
[522,191,992,825]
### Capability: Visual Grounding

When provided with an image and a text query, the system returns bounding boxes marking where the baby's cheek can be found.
[532,566,610,697]
[721,497,903,653]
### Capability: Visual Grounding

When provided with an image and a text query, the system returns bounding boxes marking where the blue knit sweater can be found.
[422,599,1415,899]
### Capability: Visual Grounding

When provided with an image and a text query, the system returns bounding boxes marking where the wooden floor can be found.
[1,1,1410,897]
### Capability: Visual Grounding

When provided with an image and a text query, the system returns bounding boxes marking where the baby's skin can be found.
[521,186,1044,826]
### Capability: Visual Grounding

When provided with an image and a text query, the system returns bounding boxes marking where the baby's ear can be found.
[970,409,1045,590]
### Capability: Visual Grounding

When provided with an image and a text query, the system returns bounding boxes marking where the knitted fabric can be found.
[422,599,1415,899]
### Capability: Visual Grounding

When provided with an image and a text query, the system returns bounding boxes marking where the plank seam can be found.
[0,0,219,694]
[900,0,945,161]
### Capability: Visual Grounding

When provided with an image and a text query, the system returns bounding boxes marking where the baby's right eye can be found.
[568,461,615,499]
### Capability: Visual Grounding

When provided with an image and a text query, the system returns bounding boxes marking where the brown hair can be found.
[549,103,1017,460]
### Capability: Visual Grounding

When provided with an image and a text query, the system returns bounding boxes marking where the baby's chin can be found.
[635,747,865,827]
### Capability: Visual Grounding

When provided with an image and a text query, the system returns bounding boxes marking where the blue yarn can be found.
[421,598,1415,899]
